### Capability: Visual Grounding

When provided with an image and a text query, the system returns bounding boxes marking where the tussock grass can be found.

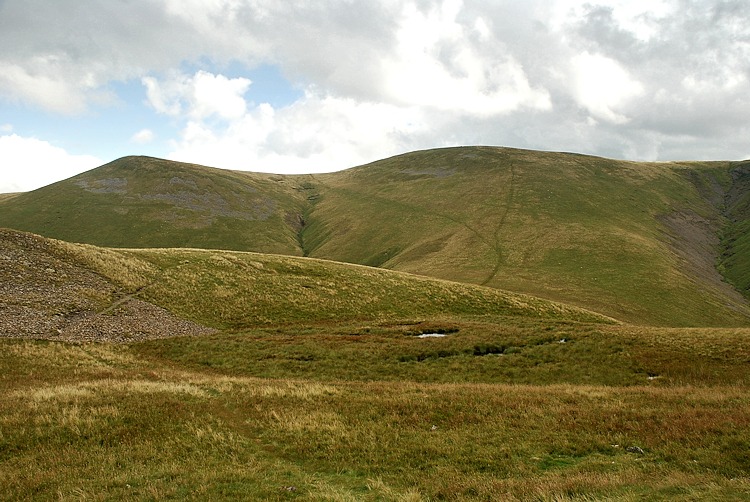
[55,240,157,292]
[133,320,750,387]
[2,217,750,498]
[21,379,209,402]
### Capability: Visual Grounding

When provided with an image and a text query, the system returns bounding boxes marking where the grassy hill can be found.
[0,156,312,254]
[3,149,750,500]
[0,228,607,342]
[719,160,750,295]
[306,148,750,326]
[2,148,749,326]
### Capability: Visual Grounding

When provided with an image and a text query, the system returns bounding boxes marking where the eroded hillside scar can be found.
[481,163,515,286]
[293,177,320,257]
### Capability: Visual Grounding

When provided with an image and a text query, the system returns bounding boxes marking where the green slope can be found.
[0,156,312,254]
[305,147,750,326]
[2,147,749,326]
[5,229,750,500]
[0,229,608,340]
[719,160,750,295]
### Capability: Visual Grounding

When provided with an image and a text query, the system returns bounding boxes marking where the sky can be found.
[1,0,749,192]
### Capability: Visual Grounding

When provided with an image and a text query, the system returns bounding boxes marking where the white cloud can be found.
[144,71,251,120]
[382,0,551,115]
[0,134,102,192]
[189,71,251,120]
[551,0,675,41]
[0,60,90,114]
[570,52,644,124]
[167,90,431,173]
[130,129,155,144]
[142,75,185,116]
[0,124,12,133]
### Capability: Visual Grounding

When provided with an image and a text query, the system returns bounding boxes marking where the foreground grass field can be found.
[2,325,750,501]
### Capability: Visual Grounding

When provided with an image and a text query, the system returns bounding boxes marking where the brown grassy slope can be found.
[3,338,750,500]
[0,229,610,341]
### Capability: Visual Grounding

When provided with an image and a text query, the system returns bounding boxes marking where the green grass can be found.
[3,334,750,501]
[53,239,607,331]
[131,321,750,387]
[307,148,749,326]
[2,148,750,326]
[3,230,750,499]
[719,160,750,295]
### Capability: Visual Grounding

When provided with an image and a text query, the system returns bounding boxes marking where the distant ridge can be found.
[2,146,749,327]
[0,155,314,253]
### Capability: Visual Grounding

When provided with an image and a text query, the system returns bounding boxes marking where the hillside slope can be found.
[305,148,750,326]
[718,160,750,295]
[0,228,214,342]
[0,229,607,342]
[0,156,312,254]
[2,147,749,326]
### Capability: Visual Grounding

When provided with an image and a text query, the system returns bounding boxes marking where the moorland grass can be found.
[131,322,750,387]
[2,336,750,501]
[56,241,610,330]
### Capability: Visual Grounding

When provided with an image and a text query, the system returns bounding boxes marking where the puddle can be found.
[417,333,448,338]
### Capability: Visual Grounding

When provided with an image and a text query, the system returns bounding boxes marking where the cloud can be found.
[0,134,102,192]
[0,0,749,170]
[569,52,644,124]
[130,129,155,144]
[381,0,552,115]
[165,87,432,172]
[143,70,251,120]
[0,60,91,114]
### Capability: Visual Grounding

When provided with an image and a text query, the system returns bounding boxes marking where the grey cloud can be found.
[1,0,749,162]
[556,0,750,157]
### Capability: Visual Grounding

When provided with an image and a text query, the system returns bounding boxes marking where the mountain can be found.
[305,148,750,326]
[2,147,749,326]
[720,161,750,295]
[0,156,312,254]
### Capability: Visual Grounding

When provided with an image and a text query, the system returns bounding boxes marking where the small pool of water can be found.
[417,333,448,338]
